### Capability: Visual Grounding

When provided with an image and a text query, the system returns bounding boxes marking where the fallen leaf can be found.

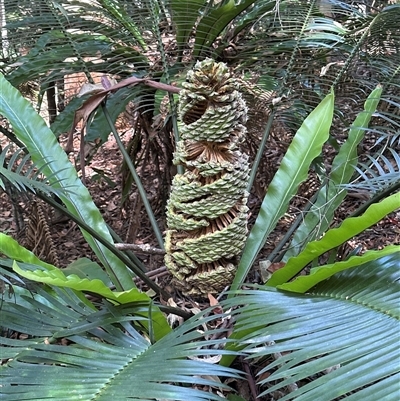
[208,293,223,314]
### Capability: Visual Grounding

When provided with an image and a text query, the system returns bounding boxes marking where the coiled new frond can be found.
[165,59,249,296]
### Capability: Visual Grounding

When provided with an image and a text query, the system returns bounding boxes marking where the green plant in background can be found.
[1,65,399,399]
[1,0,400,399]
[2,0,398,197]
[1,0,398,248]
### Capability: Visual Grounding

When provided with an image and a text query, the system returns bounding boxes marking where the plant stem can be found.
[101,103,165,250]
[349,181,400,218]
[107,227,148,271]
[247,109,275,192]
[36,191,171,299]
[267,191,319,262]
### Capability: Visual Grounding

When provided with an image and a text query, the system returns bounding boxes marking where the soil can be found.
[1,115,398,291]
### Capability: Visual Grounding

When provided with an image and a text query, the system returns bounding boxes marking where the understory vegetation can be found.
[0,0,399,400]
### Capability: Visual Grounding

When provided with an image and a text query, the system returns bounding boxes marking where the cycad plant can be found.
[1,0,400,399]
[1,65,399,400]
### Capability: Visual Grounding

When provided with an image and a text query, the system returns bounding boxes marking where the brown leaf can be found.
[208,293,223,314]
[259,260,286,283]
[268,261,286,273]
[66,76,180,153]
[106,201,118,211]
[77,83,105,97]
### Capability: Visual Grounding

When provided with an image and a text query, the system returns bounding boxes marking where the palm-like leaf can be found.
[0,233,171,339]
[345,148,400,195]
[224,2,400,165]
[0,144,68,196]
[3,0,151,82]
[0,274,240,401]
[268,191,400,288]
[223,252,400,400]
[2,1,398,132]
[1,3,399,398]
[374,92,400,147]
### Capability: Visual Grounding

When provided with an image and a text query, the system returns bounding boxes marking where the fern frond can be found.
[0,277,240,401]
[224,253,400,400]
[4,0,399,142]
[225,1,400,133]
[371,93,400,147]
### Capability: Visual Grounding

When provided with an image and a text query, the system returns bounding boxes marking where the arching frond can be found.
[224,252,400,400]
[0,72,135,291]
[224,1,400,132]
[3,1,398,138]
[0,273,241,401]
[345,148,400,195]
[371,92,400,147]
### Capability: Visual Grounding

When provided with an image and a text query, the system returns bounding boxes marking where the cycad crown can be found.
[165,59,249,296]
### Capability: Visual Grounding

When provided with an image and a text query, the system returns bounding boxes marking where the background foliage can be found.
[0,0,399,399]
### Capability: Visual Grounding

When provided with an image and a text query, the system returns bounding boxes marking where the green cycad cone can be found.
[165,59,249,296]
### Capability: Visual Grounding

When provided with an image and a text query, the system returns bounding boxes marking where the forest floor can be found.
[1,119,399,287]
[0,112,399,400]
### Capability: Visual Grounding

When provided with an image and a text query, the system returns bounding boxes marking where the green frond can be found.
[269,191,400,287]
[226,1,399,132]
[231,89,335,293]
[4,0,151,81]
[283,84,383,260]
[224,252,400,400]
[346,148,400,195]
[370,92,400,147]
[0,277,241,401]
[0,144,70,196]
[3,0,398,146]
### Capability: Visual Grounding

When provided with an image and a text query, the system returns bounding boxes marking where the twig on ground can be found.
[115,243,165,255]
[134,266,170,286]
[241,357,260,400]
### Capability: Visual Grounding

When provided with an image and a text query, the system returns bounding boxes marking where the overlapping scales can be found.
[165,59,250,296]
[180,97,246,142]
